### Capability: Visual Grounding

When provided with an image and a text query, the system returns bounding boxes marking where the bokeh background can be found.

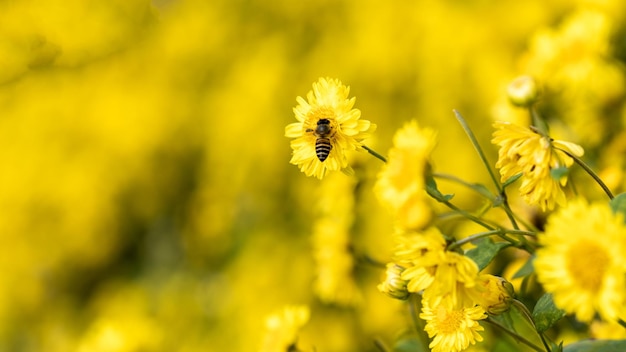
[1,0,626,351]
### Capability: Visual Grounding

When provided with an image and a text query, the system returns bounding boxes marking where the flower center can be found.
[435,305,463,334]
[565,241,610,293]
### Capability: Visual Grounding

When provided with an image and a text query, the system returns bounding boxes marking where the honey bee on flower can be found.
[285,77,376,179]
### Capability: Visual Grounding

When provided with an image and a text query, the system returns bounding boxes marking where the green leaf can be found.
[393,336,429,352]
[425,175,454,202]
[532,293,565,332]
[465,238,511,271]
[471,183,495,200]
[512,256,534,279]
[550,166,569,181]
[489,310,516,333]
[563,339,626,352]
[610,193,626,222]
[502,172,522,189]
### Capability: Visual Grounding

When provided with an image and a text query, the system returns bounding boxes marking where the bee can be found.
[307,118,333,162]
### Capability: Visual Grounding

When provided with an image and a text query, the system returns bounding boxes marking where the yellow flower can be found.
[311,172,360,306]
[492,121,584,211]
[260,305,310,352]
[285,77,376,179]
[421,251,480,307]
[471,274,514,315]
[395,227,479,307]
[377,263,410,300]
[591,320,626,340]
[507,75,539,107]
[375,120,437,229]
[534,199,626,322]
[420,296,486,352]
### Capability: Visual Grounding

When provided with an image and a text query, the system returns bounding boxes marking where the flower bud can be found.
[378,263,410,300]
[507,75,539,107]
[474,274,514,315]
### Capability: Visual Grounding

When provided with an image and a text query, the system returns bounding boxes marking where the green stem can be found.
[453,110,502,193]
[512,300,552,352]
[556,148,614,200]
[501,204,539,232]
[529,106,549,135]
[362,145,387,163]
[446,230,507,251]
[432,172,496,201]
[447,229,536,252]
[409,294,430,350]
[500,194,521,230]
[453,110,525,230]
[440,200,495,231]
[373,339,391,352]
[484,317,547,352]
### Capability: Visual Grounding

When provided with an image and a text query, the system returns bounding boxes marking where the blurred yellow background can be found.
[1,0,625,351]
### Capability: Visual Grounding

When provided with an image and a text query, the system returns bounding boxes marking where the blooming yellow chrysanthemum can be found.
[422,251,480,307]
[420,296,486,352]
[285,77,376,179]
[393,227,479,307]
[535,199,626,323]
[492,121,584,211]
[375,120,437,229]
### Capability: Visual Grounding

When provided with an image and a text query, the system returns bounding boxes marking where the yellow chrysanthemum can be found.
[285,77,376,179]
[423,251,479,307]
[311,173,360,306]
[420,296,486,352]
[535,199,626,322]
[377,263,411,300]
[260,305,310,352]
[470,274,514,315]
[375,120,437,229]
[492,121,584,211]
[394,227,479,307]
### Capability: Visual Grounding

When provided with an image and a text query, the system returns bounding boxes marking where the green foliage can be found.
[465,238,511,271]
[550,167,570,181]
[502,173,523,189]
[563,340,626,352]
[512,256,535,279]
[610,193,626,221]
[425,175,455,202]
[532,293,565,332]
[393,337,430,352]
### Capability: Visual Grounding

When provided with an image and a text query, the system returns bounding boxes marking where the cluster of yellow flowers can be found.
[284,76,626,352]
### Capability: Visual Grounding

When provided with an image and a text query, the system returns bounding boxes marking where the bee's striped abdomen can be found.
[315,137,332,162]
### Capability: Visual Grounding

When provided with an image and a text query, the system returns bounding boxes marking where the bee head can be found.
[315,118,332,135]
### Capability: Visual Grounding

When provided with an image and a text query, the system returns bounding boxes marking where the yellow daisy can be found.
[392,228,446,294]
[375,120,437,229]
[534,199,626,322]
[394,227,479,307]
[492,121,584,211]
[420,296,487,352]
[422,251,480,307]
[285,77,376,179]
